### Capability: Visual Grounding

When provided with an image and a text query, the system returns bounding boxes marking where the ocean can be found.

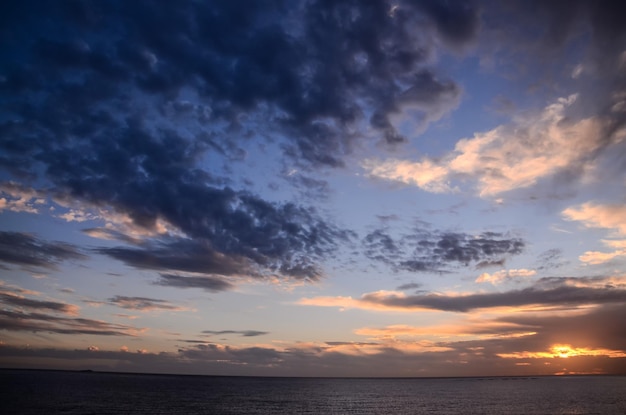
[1,370,625,414]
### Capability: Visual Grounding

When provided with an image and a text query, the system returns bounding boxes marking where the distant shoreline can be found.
[2,367,623,380]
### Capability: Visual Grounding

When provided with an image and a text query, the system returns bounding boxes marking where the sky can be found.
[1,0,626,377]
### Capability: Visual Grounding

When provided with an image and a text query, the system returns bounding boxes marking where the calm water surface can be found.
[1,370,625,414]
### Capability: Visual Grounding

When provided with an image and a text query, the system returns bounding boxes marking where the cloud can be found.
[154,273,235,293]
[202,330,269,338]
[0,309,140,336]
[0,182,47,214]
[96,239,255,278]
[353,321,535,340]
[474,259,506,269]
[563,202,626,235]
[107,295,186,312]
[494,302,626,352]
[0,281,79,316]
[482,1,626,131]
[82,228,141,244]
[79,182,351,283]
[93,206,349,282]
[0,282,141,336]
[282,173,332,201]
[0,1,448,288]
[475,269,536,285]
[563,203,626,264]
[535,248,566,270]
[364,95,613,197]
[2,304,625,377]
[0,292,79,316]
[0,232,86,270]
[579,249,626,265]
[396,282,422,291]
[363,227,524,273]
[299,275,626,312]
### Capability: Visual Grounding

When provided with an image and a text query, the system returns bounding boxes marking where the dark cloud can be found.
[0,283,135,336]
[178,343,284,367]
[411,0,481,48]
[363,227,524,273]
[481,0,626,187]
[492,1,626,54]
[0,292,77,315]
[96,239,253,278]
[433,302,626,376]
[108,295,183,311]
[0,232,85,270]
[0,309,136,336]
[376,214,400,223]
[202,330,269,338]
[533,276,620,290]
[82,228,141,245]
[361,277,626,312]
[0,1,482,286]
[475,259,506,269]
[155,274,235,293]
[363,229,401,266]
[325,341,379,346]
[396,282,422,291]
[93,199,348,281]
[0,0,478,167]
[535,248,566,270]
[283,173,332,201]
[497,303,626,352]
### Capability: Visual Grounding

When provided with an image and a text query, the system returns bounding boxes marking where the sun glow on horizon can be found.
[498,344,626,360]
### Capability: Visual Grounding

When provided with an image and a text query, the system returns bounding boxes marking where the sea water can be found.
[1,370,625,414]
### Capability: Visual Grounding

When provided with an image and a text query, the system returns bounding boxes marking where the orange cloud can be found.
[354,320,537,342]
[299,277,626,313]
[576,239,626,265]
[563,203,626,236]
[0,182,46,214]
[498,344,626,359]
[476,268,536,284]
[297,291,433,312]
[364,95,607,197]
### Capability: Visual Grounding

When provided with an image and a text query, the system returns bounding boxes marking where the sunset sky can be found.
[1,0,626,377]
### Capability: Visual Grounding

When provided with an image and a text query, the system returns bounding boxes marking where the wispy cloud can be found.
[563,203,626,236]
[202,330,269,338]
[299,276,626,313]
[108,295,187,312]
[154,274,235,293]
[363,227,524,273]
[0,232,86,270]
[364,95,610,197]
[0,309,141,336]
[0,292,79,316]
[563,203,626,264]
[475,269,536,285]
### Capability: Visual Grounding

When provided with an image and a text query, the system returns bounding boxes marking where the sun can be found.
[551,344,574,358]
[548,344,626,359]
